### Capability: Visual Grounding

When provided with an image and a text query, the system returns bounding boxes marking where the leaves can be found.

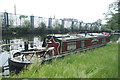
[22,20,31,28]
[19,15,28,19]
[104,1,119,30]
[106,13,119,30]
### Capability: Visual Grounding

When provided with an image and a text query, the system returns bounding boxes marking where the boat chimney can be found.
[85,31,87,36]
[24,41,29,51]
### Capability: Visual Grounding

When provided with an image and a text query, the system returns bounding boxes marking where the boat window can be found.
[67,42,76,50]
[102,38,106,43]
[81,40,85,48]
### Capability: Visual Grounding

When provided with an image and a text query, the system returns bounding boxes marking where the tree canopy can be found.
[105,0,119,31]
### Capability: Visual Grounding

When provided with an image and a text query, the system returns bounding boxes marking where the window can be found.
[81,40,85,48]
[67,42,76,50]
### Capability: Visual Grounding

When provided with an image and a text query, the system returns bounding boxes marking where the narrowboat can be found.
[8,47,55,73]
[42,33,110,55]
[8,33,110,73]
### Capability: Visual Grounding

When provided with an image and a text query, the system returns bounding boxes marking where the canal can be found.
[0,34,119,76]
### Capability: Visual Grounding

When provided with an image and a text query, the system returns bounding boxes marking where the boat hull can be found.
[8,58,30,74]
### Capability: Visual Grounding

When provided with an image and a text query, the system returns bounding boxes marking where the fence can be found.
[0,12,102,31]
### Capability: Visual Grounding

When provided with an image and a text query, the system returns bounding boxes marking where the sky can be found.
[0,0,115,23]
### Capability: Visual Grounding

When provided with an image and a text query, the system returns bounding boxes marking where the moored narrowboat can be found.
[8,47,55,74]
[42,33,110,55]
[8,33,110,73]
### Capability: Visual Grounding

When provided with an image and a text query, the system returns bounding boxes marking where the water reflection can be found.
[1,35,44,51]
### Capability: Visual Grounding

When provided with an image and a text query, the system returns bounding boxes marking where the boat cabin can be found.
[42,33,110,55]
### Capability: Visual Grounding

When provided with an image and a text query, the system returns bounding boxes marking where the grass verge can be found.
[11,43,118,78]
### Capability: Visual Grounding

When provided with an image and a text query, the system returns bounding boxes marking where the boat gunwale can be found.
[57,35,110,41]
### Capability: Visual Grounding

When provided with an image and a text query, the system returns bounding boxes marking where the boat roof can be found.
[47,33,109,41]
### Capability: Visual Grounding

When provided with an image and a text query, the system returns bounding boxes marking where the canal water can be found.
[0,34,119,76]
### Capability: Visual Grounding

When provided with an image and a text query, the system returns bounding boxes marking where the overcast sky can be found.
[0,0,115,23]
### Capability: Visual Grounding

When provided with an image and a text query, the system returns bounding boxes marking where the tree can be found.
[38,22,46,33]
[104,0,119,31]
[19,15,28,26]
[0,13,4,27]
[9,16,14,27]
[70,25,74,32]
[22,20,31,28]
[106,13,118,30]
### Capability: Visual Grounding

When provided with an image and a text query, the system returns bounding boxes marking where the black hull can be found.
[8,58,31,74]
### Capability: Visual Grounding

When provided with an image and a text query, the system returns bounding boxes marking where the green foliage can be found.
[22,20,31,28]
[38,22,46,33]
[110,34,119,42]
[38,22,46,29]
[54,24,64,32]
[11,43,118,78]
[106,13,119,30]
[104,1,119,30]
[0,13,5,27]
[19,15,28,19]
[70,25,74,32]
[9,19,14,27]
[59,24,64,31]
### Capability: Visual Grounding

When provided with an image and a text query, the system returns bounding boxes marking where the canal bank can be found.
[10,43,118,78]
[0,34,119,77]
